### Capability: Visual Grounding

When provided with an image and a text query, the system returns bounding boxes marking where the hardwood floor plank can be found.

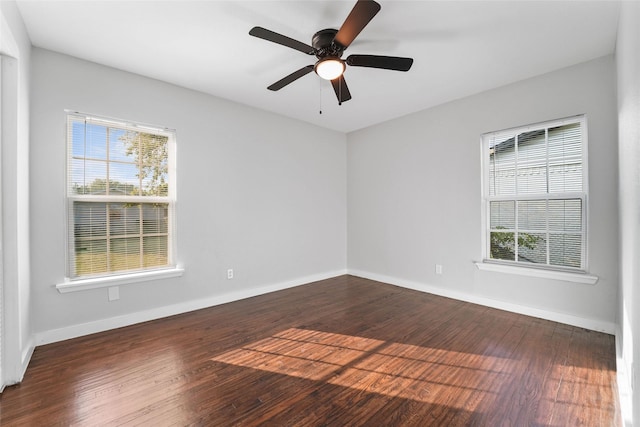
[0,275,620,426]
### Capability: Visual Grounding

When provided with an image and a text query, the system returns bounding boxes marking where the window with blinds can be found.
[66,112,176,279]
[481,116,587,271]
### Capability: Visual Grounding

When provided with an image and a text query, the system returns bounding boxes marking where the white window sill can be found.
[474,261,598,284]
[56,266,185,293]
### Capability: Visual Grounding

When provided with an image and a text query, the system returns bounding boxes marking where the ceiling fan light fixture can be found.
[314,57,346,80]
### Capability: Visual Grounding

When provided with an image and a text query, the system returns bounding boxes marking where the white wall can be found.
[616,1,640,425]
[0,0,33,387]
[348,55,618,332]
[30,48,347,341]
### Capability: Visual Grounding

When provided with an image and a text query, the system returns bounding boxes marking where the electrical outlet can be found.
[227,269,234,280]
[108,286,120,301]
[435,264,443,275]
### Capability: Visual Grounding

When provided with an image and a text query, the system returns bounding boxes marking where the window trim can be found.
[64,111,178,283]
[56,265,185,293]
[479,115,591,275]
[474,261,598,284]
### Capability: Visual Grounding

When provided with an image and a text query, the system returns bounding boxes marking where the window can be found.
[481,116,587,272]
[66,112,176,280]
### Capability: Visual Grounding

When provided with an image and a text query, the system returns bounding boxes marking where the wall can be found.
[616,1,640,425]
[0,0,32,387]
[30,48,347,342]
[348,55,618,332]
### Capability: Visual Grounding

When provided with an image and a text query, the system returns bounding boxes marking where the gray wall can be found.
[616,1,640,425]
[30,50,619,339]
[30,48,347,338]
[347,55,618,329]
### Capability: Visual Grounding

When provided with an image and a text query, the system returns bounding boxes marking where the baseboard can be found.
[616,324,634,427]
[32,267,615,347]
[348,269,616,334]
[35,269,347,346]
[1,337,35,392]
[17,338,35,384]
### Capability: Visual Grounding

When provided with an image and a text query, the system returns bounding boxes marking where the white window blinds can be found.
[482,116,587,270]
[66,113,176,279]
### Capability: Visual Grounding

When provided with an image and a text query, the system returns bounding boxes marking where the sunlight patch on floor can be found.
[210,328,509,410]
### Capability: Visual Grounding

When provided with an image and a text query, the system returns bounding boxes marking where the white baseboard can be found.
[1,337,35,391]
[35,269,347,346]
[616,324,634,427]
[31,267,615,349]
[348,269,616,334]
[20,337,35,379]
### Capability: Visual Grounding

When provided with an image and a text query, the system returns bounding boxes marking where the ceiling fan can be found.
[249,0,413,105]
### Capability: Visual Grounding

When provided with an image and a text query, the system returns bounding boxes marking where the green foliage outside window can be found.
[490,227,541,261]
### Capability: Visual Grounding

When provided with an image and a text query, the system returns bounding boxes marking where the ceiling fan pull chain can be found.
[338,75,343,106]
[319,78,323,114]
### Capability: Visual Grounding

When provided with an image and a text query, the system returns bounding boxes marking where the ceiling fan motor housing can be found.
[312,29,345,58]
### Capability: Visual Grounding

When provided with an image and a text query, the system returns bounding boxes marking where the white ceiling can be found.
[16,0,621,133]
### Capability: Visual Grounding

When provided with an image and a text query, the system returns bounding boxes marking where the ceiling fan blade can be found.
[346,55,414,71]
[267,65,314,91]
[331,76,352,104]
[334,0,381,49]
[249,27,315,55]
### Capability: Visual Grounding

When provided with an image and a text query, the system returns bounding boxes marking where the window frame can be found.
[479,115,590,276]
[61,112,180,289]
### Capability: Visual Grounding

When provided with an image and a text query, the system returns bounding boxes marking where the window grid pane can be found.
[489,134,516,196]
[548,123,583,193]
[516,130,547,195]
[490,201,515,229]
[517,232,547,264]
[490,231,515,261]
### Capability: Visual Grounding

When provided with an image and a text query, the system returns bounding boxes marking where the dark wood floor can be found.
[1,275,620,426]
